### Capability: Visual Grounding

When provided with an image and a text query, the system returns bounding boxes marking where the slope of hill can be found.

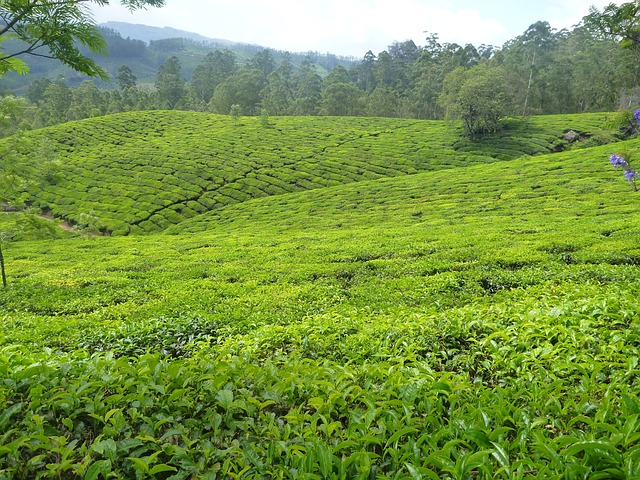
[10,110,613,235]
[0,128,639,477]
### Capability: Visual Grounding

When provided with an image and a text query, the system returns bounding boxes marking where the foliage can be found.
[439,63,512,140]
[0,0,166,79]
[585,1,640,49]
[115,64,137,90]
[0,123,639,476]
[155,56,186,109]
[0,110,613,234]
[1,16,638,121]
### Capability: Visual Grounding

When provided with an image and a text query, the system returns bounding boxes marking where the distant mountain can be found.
[99,21,238,47]
[0,22,355,93]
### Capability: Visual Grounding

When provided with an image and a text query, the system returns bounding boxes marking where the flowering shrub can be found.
[609,152,639,191]
[608,108,640,191]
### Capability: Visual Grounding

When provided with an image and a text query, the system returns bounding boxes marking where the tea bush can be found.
[1,112,639,478]
[1,110,612,234]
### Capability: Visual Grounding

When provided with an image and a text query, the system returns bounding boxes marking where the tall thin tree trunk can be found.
[523,50,536,117]
[0,242,6,288]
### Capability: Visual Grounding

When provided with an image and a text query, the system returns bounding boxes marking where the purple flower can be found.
[610,154,628,168]
[634,109,640,125]
[624,169,639,182]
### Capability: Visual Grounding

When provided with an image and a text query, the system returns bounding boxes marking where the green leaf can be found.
[564,440,621,460]
[149,464,178,475]
[490,442,510,470]
[430,381,452,393]
[127,457,150,474]
[0,403,22,428]
[215,389,234,410]
[406,463,441,480]
[84,460,111,480]
[385,427,418,449]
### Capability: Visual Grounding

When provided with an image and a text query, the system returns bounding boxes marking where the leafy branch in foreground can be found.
[585,1,640,49]
[0,0,166,78]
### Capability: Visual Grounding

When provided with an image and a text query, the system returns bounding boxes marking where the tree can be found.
[116,64,137,90]
[209,67,264,115]
[229,104,241,124]
[291,60,322,115]
[585,2,640,49]
[67,80,104,120]
[26,77,52,103]
[321,82,365,116]
[38,78,72,125]
[498,22,561,115]
[0,0,166,78]
[353,50,377,92]
[251,49,276,80]
[190,50,237,106]
[155,56,186,108]
[366,86,399,117]
[0,95,32,137]
[0,134,33,288]
[439,63,512,140]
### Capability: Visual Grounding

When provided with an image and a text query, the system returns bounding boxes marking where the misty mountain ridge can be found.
[0,21,354,92]
[99,21,239,47]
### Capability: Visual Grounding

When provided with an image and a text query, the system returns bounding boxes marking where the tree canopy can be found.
[0,0,165,78]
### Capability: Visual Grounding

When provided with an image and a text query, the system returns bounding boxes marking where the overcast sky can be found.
[91,0,623,58]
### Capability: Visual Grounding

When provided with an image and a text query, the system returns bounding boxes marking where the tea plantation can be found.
[1,112,639,479]
[10,111,610,235]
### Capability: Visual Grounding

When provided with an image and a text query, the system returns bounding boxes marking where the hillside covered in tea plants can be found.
[0,112,639,479]
[8,110,614,235]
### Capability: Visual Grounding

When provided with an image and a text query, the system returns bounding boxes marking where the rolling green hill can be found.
[9,110,614,235]
[1,113,639,478]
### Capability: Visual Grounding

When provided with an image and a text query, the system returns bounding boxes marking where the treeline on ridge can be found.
[2,20,640,136]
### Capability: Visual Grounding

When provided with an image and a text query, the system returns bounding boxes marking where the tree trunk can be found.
[523,50,536,117]
[0,242,6,288]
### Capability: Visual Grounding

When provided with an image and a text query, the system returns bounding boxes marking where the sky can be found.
[90,0,624,58]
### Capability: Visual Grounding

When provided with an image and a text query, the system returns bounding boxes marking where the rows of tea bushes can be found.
[7,110,612,235]
[1,134,639,477]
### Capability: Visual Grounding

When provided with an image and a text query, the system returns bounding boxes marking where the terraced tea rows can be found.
[1,113,638,478]
[10,111,610,234]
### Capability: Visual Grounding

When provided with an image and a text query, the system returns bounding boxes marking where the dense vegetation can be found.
[1,3,640,477]
[3,16,640,133]
[1,109,639,478]
[0,25,351,93]
[3,110,614,235]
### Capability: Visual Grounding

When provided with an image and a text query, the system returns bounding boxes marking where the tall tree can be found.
[251,49,276,80]
[261,71,293,115]
[321,82,365,116]
[38,78,72,125]
[498,22,561,115]
[209,67,264,115]
[291,60,322,115]
[353,50,377,92]
[0,0,166,78]
[0,95,31,137]
[116,64,137,90]
[67,80,103,120]
[155,55,186,109]
[190,50,237,105]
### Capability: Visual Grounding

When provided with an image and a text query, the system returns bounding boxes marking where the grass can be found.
[0,113,639,478]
